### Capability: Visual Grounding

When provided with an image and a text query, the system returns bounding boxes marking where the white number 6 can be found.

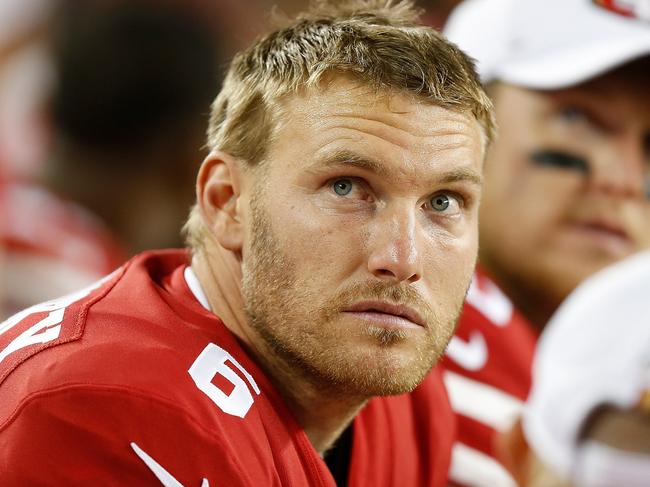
[188,343,260,418]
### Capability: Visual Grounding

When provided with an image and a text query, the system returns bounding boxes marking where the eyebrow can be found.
[316,149,390,177]
[315,148,483,187]
[438,167,483,187]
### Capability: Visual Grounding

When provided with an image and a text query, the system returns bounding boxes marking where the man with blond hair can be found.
[0,1,494,485]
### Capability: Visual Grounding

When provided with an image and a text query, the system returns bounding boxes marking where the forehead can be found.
[287,79,480,141]
[267,78,485,175]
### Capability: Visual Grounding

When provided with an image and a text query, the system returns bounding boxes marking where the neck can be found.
[250,333,368,453]
[192,245,366,454]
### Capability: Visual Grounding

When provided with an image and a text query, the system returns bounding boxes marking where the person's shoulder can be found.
[442,269,534,487]
[0,377,255,485]
[0,251,202,416]
[460,267,528,333]
[442,267,537,393]
[0,264,121,390]
[0,250,324,485]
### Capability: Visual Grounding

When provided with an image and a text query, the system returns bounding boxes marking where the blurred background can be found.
[0,0,462,319]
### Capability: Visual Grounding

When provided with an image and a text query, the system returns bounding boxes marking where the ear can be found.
[495,418,530,486]
[196,150,245,253]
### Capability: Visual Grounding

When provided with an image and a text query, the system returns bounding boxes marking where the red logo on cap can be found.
[592,0,650,21]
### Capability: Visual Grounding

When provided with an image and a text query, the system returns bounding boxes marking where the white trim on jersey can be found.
[444,371,523,431]
[184,267,211,312]
[449,443,516,487]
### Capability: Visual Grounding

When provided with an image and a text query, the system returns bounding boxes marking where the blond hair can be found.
[185,0,495,251]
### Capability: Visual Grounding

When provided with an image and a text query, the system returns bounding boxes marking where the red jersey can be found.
[0,250,454,486]
[442,267,538,487]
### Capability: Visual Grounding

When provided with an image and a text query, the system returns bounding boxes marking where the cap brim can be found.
[495,30,650,89]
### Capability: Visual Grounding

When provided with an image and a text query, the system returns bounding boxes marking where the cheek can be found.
[627,203,650,249]
[484,154,581,229]
[273,201,366,279]
[520,169,582,230]
[422,231,478,294]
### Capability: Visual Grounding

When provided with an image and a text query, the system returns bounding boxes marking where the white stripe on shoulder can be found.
[184,266,211,311]
[449,443,516,487]
[444,371,523,431]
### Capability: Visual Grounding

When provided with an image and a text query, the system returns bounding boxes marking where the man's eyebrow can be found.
[438,168,483,187]
[315,149,389,177]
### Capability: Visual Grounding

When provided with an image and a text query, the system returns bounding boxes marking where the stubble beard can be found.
[241,193,465,397]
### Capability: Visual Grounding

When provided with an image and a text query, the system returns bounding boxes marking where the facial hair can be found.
[241,190,466,397]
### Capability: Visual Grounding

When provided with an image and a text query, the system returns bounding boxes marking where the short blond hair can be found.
[185,0,495,251]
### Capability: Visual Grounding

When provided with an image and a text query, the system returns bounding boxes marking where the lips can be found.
[342,301,426,328]
[566,217,633,255]
[572,218,631,242]
[576,218,629,239]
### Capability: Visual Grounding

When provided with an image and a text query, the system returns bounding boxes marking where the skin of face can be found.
[207,77,485,402]
[478,64,650,328]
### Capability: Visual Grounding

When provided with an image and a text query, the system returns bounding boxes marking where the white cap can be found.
[522,250,650,477]
[444,0,650,89]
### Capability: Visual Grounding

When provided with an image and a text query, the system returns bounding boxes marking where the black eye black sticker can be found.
[530,150,589,174]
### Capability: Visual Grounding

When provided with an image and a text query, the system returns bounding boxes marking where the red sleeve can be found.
[0,385,254,486]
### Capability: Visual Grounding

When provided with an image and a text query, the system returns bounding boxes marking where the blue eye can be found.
[332,178,353,196]
[430,194,450,211]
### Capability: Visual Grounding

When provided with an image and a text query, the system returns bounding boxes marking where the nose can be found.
[367,204,423,284]
[588,133,646,199]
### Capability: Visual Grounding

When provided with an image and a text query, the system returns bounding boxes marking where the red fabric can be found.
[442,266,538,485]
[0,250,454,486]
[350,371,455,487]
[445,270,537,400]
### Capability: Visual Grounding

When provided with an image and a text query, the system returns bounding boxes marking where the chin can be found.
[318,347,435,397]
[347,368,429,397]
